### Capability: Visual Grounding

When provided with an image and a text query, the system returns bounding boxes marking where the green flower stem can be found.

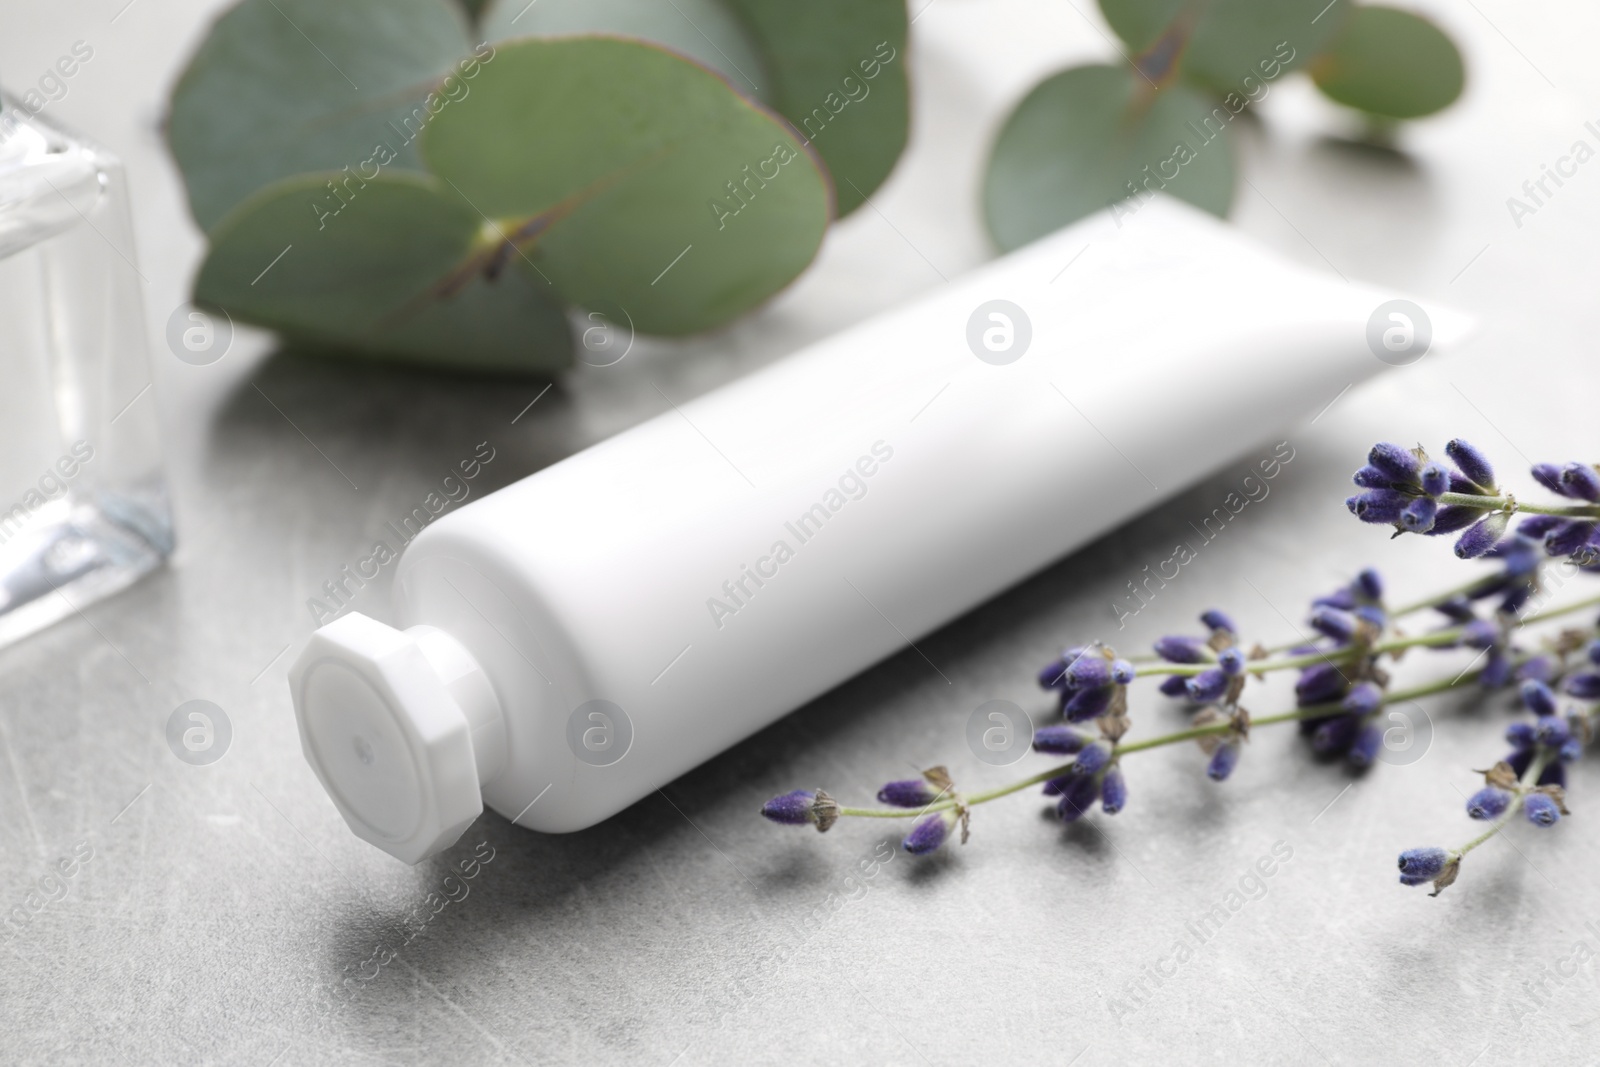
[1435,492,1600,518]
[1134,627,1465,679]
[1452,751,1552,859]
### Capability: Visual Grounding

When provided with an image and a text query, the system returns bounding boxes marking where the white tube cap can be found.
[289,613,505,864]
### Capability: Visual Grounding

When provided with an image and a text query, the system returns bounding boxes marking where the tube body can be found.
[394,197,1465,832]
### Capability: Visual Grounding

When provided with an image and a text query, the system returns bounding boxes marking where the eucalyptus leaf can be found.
[1310,6,1464,120]
[1098,0,1338,96]
[479,0,768,102]
[720,0,909,215]
[195,173,572,374]
[983,64,1235,252]
[422,37,831,335]
[168,0,474,232]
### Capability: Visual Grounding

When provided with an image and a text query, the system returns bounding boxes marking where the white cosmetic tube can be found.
[289,197,1468,863]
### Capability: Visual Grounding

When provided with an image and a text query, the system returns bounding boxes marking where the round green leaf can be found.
[1310,6,1464,120]
[422,37,830,335]
[194,174,572,374]
[479,0,768,101]
[168,0,475,231]
[983,64,1235,252]
[1098,0,1338,96]
[480,0,910,216]
[719,0,909,215]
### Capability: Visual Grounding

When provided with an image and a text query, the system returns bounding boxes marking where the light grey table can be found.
[4,1,1599,1063]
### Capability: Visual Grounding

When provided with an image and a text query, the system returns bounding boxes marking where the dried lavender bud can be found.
[1429,504,1486,536]
[1154,635,1209,663]
[877,779,940,808]
[1517,656,1556,684]
[1100,767,1128,815]
[1369,442,1422,483]
[1539,761,1566,788]
[1435,595,1476,623]
[1561,463,1600,502]
[1200,608,1237,634]
[1561,738,1583,763]
[1588,638,1600,666]
[1445,439,1496,490]
[1186,668,1229,703]
[1398,846,1449,880]
[1348,489,1410,524]
[1207,739,1241,782]
[1063,685,1113,722]
[1565,671,1600,699]
[1467,786,1512,820]
[1460,619,1499,649]
[1314,587,1358,611]
[1506,722,1537,751]
[1401,497,1437,533]
[1311,714,1359,757]
[1295,663,1349,705]
[1032,724,1092,755]
[1217,647,1245,676]
[1056,774,1100,823]
[1536,715,1572,748]
[1341,681,1383,717]
[1521,679,1558,717]
[1065,654,1110,689]
[1347,722,1384,769]
[1158,674,1190,698]
[1480,651,1514,689]
[1531,462,1570,496]
[1355,568,1384,601]
[1111,659,1136,686]
[1544,520,1597,558]
[902,812,953,854]
[760,789,836,830]
[1072,741,1111,777]
[1353,464,1400,490]
[1518,514,1565,539]
[1419,462,1450,498]
[1311,606,1361,643]
[1455,513,1509,559]
[1524,793,1561,828]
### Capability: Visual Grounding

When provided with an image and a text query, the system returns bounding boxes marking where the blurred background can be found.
[3,0,1599,1063]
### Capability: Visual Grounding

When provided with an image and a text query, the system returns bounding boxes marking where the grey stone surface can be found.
[2,1,1598,1063]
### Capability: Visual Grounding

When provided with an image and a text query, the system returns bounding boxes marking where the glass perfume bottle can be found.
[0,92,171,649]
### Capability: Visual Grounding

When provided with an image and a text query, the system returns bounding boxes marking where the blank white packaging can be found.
[288,196,1470,863]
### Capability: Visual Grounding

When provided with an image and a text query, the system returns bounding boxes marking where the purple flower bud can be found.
[1347,722,1384,769]
[1341,681,1383,717]
[902,812,952,854]
[1158,674,1191,698]
[1348,490,1410,524]
[1065,654,1110,690]
[1355,568,1384,602]
[1154,635,1210,663]
[877,779,940,808]
[1207,739,1241,782]
[1399,872,1435,887]
[1467,786,1512,820]
[1063,684,1113,722]
[1110,659,1135,686]
[1565,671,1600,699]
[1100,767,1128,814]
[1296,662,1349,705]
[1539,761,1566,788]
[761,790,818,826]
[1355,605,1387,629]
[1561,463,1600,502]
[1041,775,1073,796]
[1561,738,1583,762]
[1186,668,1229,703]
[1353,464,1401,490]
[1400,497,1437,533]
[1311,606,1361,643]
[1445,439,1496,490]
[1419,462,1450,498]
[1032,724,1092,755]
[1524,793,1561,828]
[1056,774,1100,822]
[1037,660,1069,690]
[1429,505,1485,536]
[1200,609,1237,634]
[1311,714,1359,757]
[1314,588,1358,611]
[1536,715,1571,748]
[1217,647,1245,676]
[1520,679,1558,717]
[1508,747,1534,778]
[1481,651,1514,689]
[1435,595,1476,623]
[1588,638,1600,666]
[1506,722,1536,750]
[1518,514,1565,539]
[1460,618,1499,649]
[1072,741,1111,777]
[1398,846,1450,880]
[1532,462,1569,496]
[1455,513,1509,559]
[1369,442,1422,483]
[1544,520,1596,558]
